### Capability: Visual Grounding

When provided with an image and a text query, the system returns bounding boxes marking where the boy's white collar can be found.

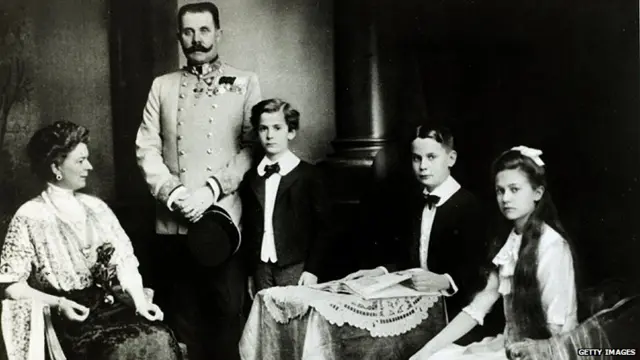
[257,150,300,176]
[422,176,461,207]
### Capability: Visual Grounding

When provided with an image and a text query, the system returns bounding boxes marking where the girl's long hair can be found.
[489,150,579,340]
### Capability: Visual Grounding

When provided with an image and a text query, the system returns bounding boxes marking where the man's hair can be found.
[413,125,455,151]
[178,2,221,30]
[250,98,300,131]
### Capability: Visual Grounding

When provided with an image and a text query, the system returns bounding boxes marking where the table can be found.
[239,286,447,360]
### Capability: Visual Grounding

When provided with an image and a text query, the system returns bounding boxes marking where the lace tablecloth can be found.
[239,286,446,360]
[261,286,440,337]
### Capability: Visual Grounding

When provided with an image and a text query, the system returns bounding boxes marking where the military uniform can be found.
[136,58,261,360]
[137,58,260,233]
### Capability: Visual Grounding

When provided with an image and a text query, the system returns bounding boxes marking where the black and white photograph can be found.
[0,0,639,359]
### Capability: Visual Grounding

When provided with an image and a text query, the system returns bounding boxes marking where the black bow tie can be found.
[263,163,281,178]
[423,194,440,210]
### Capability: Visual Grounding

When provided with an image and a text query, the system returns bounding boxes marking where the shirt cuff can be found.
[117,264,143,293]
[206,178,221,202]
[166,186,187,210]
[441,273,459,297]
[376,266,389,275]
[462,305,486,326]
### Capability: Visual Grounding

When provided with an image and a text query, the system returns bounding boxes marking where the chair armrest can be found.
[506,295,640,360]
[578,278,630,321]
[1,299,47,360]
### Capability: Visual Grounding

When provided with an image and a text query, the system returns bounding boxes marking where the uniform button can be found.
[178,108,184,112]
[207,133,212,138]
[212,104,218,109]
[182,82,187,87]
[179,150,186,156]
[179,94,185,99]
[206,166,212,171]
[180,168,187,173]
[177,135,184,140]
[178,121,184,126]
[207,149,213,154]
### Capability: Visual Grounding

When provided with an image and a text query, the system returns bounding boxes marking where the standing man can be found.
[135,2,261,360]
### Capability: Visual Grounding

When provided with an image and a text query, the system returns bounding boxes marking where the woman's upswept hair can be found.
[489,149,578,340]
[26,121,90,182]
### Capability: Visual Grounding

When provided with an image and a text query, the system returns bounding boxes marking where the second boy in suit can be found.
[346,125,492,343]
[240,99,332,296]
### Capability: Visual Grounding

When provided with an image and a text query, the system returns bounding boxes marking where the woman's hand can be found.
[57,298,90,322]
[135,301,164,322]
[343,267,386,280]
[506,338,539,360]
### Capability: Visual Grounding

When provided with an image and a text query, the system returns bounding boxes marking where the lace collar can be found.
[492,229,522,295]
[43,183,86,225]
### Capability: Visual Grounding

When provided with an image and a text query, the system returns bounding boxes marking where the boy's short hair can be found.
[250,98,300,131]
[413,125,455,152]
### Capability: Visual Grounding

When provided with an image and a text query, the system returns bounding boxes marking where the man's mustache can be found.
[185,43,213,54]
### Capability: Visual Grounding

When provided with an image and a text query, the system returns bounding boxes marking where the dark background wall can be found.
[373,0,640,285]
[0,0,114,238]
[1,0,639,287]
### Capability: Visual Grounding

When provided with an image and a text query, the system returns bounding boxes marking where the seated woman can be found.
[0,121,183,360]
[410,146,578,359]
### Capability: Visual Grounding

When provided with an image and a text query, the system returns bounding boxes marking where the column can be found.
[323,0,391,205]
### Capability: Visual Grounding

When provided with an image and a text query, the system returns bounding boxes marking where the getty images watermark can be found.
[578,349,637,356]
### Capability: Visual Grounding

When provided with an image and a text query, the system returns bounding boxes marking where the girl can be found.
[410,146,579,360]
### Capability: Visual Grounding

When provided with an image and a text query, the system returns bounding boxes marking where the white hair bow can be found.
[511,146,545,167]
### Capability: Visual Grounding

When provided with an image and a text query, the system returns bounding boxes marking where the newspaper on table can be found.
[310,268,441,299]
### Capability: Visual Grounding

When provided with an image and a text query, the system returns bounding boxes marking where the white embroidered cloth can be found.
[1,299,46,360]
[492,230,522,296]
[259,285,440,337]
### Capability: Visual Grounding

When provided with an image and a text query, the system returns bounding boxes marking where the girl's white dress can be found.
[422,223,578,360]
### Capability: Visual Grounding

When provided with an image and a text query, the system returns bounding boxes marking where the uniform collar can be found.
[257,150,300,177]
[183,56,223,78]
